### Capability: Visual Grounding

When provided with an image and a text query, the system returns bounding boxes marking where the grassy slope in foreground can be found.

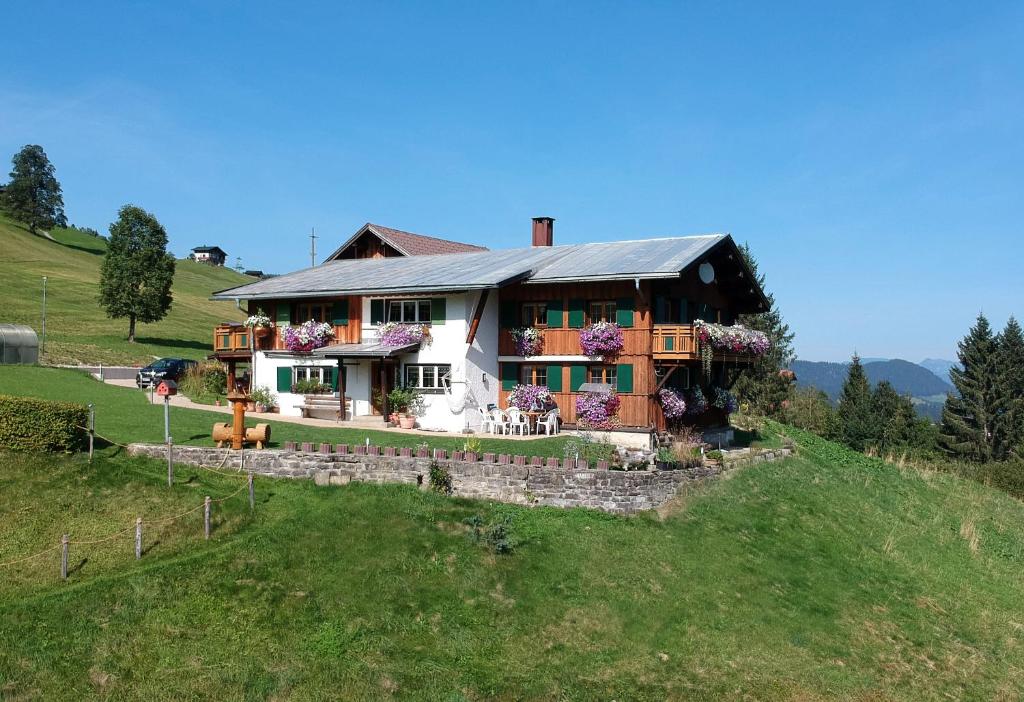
[2,431,1023,700]
[0,214,250,365]
[0,365,571,456]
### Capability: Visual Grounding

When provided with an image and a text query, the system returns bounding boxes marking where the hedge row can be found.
[0,395,89,453]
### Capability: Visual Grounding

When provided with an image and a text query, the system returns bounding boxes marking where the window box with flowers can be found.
[579,321,624,357]
[693,319,771,377]
[510,327,543,357]
[377,322,427,348]
[575,390,621,429]
[244,309,274,339]
[658,387,688,420]
[282,320,335,353]
[507,384,552,411]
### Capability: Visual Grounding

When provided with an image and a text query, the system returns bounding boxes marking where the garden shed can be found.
[0,324,39,364]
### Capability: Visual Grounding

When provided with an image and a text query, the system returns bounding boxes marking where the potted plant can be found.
[244,309,274,338]
[282,320,335,353]
[579,321,624,357]
[386,386,423,428]
[249,385,276,413]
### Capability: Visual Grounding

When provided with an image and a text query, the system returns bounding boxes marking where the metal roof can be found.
[211,234,736,301]
[312,340,420,358]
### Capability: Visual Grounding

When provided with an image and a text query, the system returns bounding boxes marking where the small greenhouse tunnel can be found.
[0,324,39,364]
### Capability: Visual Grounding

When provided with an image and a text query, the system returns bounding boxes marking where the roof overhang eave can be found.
[210,283,502,302]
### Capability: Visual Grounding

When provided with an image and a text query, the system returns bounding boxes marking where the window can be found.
[520,364,547,386]
[521,302,547,327]
[387,299,432,323]
[404,364,451,392]
[589,300,617,324]
[293,366,332,385]
[295,302,330,324]
[588,365,617,389]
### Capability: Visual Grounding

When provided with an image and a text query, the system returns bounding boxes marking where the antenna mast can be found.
[310,228,318,267]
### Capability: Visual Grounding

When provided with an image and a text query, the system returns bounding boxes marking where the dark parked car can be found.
[136,358,197,388]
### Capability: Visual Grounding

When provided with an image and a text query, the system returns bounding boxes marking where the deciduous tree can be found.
[3,145,66,234]
[98,205,175,342]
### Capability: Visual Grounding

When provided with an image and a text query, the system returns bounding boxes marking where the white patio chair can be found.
[538,408,560,436]
[490,408,511,435]
[507,408,530,436]
[478,407,495,434]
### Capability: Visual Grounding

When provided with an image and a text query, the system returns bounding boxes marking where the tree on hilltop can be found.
[98,205,175,342]
[731,242,796,415]
[940,314,1000,461]
[993,316,1024,459]
[837,355,876,452]
[3,145,67,234]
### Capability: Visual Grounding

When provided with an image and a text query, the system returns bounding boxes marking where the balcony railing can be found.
[651,324,699,358]
[213,324,251,353]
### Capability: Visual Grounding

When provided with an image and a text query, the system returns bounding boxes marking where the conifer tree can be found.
[940,314,1000,461]
[994,316,1024,459]
[98,205,176,342]
[3,145,66,234]
[838,355,876,452]
[731,243,796,415]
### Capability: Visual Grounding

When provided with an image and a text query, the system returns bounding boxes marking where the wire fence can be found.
[0,416,259,580]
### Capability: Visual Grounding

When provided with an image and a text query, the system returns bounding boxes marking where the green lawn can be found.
[0,214,251,365]
[0,366,572,457]
[2,426,1023,699]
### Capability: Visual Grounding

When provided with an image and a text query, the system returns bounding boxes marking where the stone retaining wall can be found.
[127,443,792,514]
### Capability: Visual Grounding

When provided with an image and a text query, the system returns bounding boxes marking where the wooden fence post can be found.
[167,437,174,487]
[60,534,69,580]
[135,517,142,559]
[87,403,95,462]
[204,496,211,540]
[248,472,255,511]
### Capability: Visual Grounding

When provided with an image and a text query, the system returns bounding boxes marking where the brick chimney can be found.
[531,216,554,247]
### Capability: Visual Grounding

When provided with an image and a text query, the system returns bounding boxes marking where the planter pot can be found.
[254,326,271,338]
[399,415,416,429]
[255,403,267,413]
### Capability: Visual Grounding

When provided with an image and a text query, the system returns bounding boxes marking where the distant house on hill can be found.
[244,269,266,279]
[324,222,488,261]
[190,245,227,266]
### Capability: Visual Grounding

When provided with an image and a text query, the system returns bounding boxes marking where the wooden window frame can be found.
[403,363,451,393]
[521,302,548,328]
[587,364,617,389]
[294,302,331,324]
[520,364,548,387]
[387,299,433,324]
[588,300,617,324]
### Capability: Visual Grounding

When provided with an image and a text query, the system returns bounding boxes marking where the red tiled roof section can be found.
[366,223,488,256]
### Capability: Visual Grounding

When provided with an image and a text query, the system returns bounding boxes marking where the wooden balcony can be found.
[213,324,253,355]
[652,324,757,363]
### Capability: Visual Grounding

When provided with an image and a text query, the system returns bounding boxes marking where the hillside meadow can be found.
[0,215,249,365]
[1,415,1022,699]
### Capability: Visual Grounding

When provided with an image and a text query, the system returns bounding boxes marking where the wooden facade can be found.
[495,257,763,431]
[244,297,363,350]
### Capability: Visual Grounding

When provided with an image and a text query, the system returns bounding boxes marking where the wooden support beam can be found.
[337,356,346,421]
[465,290,489,345]
[654,365,681,393]
[226,359,236,392]
[380,358,389,423]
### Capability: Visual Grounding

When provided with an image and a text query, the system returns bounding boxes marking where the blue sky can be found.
[2,2,1021,362]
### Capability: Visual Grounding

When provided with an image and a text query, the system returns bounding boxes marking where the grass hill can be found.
[1,404,1022,699]
[0,214,250,365]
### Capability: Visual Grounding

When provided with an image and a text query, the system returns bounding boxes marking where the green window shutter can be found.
[546,300,563,328]
[679,298,690,324]
[370,299,385,324]
[276,366,292,393]
[331,299,348,326]
[500,363,518,391]
[616,297,634,327]
[616,363,634,393]
[569,365,587,391]
[567,299,585,328]
[499,300,518,329]
[430,297,446,325]
[546,364,563,392]
[276,303,291,326]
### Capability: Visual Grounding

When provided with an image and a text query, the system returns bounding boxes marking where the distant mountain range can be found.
[789,358,958,421]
